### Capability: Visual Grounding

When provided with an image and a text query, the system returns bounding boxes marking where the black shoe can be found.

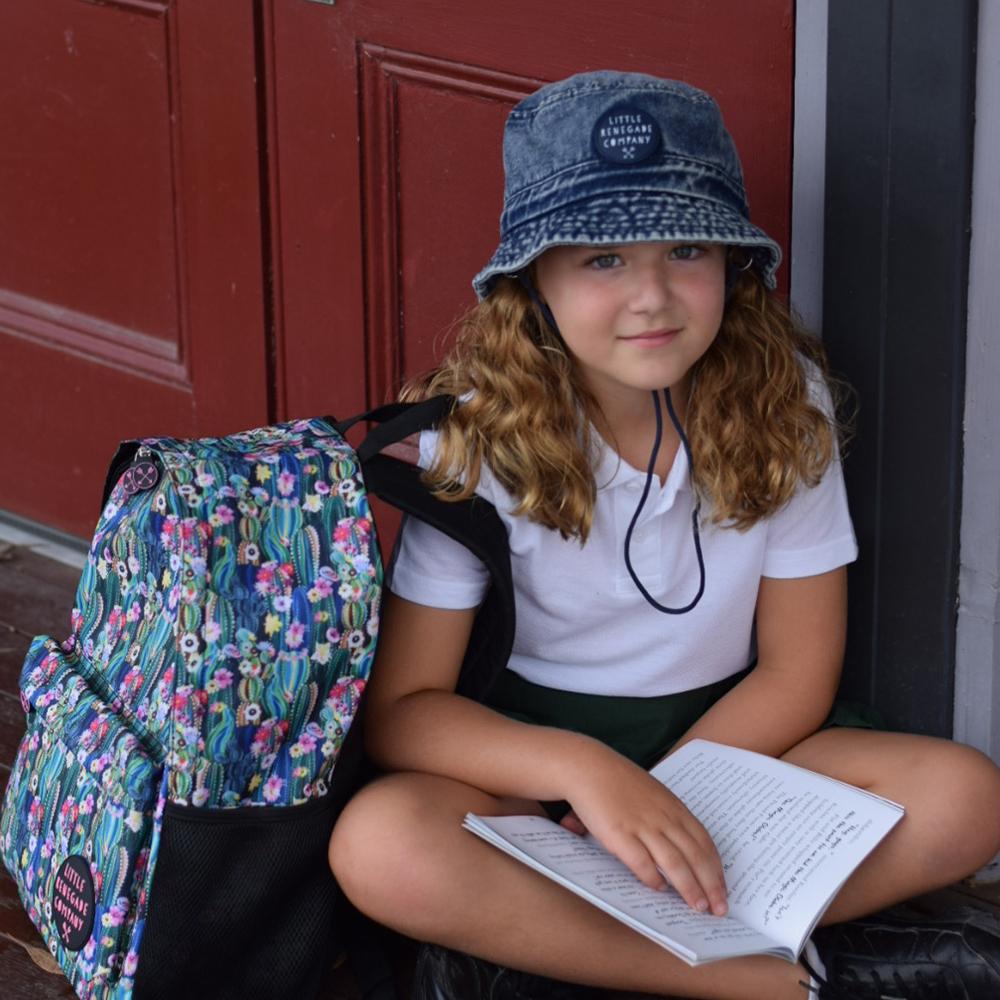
[804,907,1000,999]
[410,943,604,1000]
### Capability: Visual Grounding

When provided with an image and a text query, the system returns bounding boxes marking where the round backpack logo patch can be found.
[52,855,95,952]
[121,459,160,497]
[592,104,662,164]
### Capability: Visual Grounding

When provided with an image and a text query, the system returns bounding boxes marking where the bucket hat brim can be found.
[472,190,782,300]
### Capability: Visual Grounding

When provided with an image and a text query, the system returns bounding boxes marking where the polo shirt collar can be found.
[592,431,690,512]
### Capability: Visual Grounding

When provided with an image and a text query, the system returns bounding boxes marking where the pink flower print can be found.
[333,522,352,543]
[286,622,305,648]
[203,620,222,643]
[314,481,330,495]
[312,577,333,598]
[326,627,341,644]
[213,667,234,690]
[298,732,318,752]
[357,517,372,535]
[105,897,130,927]
[273,595,292,613]
[123,951,139,977]
[217,505,234,524]
[196,472,215,488]
[277,471,296,496]
[262,776,284,803]
[255,564,276,595]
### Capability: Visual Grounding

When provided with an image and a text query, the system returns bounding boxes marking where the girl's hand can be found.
[563,749,728,916]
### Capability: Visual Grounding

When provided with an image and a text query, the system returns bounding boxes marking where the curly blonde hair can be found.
[401,269,846,540]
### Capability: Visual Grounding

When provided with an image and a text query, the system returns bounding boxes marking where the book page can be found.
[464,813,784,965]
[651,740,904,953]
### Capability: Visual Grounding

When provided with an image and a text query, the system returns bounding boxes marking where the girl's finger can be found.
[611,837,670,892]
[639,837,708,911]
[559,810,588,835]
[676,819,728,913]
[647,827,726,915]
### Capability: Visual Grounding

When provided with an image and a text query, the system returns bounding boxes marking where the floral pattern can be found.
[0,418,381,998]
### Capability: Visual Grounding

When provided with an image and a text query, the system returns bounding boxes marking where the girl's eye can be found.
[585,253,622,270]
[670,244,707,261]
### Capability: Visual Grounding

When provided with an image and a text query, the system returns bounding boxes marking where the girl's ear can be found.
[724,247,755,297]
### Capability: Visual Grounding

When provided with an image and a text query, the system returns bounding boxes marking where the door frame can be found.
[822,0,978,741]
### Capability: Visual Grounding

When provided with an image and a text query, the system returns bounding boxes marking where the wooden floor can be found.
[1,540,998,999]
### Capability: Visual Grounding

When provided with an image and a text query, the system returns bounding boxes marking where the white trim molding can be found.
[790,0,828,333]
[955,0,1000,763]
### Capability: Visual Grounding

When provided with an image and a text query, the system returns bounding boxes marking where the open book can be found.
[464,739,903,966]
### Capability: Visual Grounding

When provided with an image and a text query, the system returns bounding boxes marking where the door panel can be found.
[270,0,794,424]
[0,1,269,538]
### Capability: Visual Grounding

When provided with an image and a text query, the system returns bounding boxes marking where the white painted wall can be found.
[790,0,828,332]
[955,0,1000,764]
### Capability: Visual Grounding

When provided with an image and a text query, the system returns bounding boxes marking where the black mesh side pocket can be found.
[133,792,341,1000]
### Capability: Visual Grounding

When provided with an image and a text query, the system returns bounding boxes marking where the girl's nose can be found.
[627,261,675,314]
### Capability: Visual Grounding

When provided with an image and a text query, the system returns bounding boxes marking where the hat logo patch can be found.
[592,105,661,164]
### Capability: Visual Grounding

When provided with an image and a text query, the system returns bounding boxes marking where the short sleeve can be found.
[762,372,858,578]
[387,515,491,609]
[761,458,858,578]
[385,424,492,609]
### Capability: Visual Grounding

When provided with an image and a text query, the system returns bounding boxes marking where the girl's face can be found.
[534,240,726,410]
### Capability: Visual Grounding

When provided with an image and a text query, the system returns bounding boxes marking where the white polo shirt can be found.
[389,419,858,698]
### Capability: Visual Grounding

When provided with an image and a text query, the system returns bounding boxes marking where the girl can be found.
[330,71,1000,999]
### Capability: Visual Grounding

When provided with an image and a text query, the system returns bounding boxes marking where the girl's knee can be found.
[328,774,474,917]
[943,743,1000,834]
[908,740,1000,870]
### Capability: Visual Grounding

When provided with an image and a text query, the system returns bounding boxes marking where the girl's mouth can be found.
[624,329,681,346]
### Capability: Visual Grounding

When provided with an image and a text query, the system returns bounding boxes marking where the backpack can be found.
[0,397,513,1000]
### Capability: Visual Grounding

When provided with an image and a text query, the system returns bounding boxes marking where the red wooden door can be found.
[267,0,794,423]
[0,1,269,539]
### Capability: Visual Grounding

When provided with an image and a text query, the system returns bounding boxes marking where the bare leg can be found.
[331,772,811,1000]
[779,729,1000,925]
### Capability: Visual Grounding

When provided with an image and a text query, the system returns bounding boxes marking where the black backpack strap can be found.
[101,440,142,508]
[329,396,455,461]
[361,454,514,703]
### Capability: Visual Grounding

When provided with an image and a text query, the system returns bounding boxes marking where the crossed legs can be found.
[329,730,1000,999]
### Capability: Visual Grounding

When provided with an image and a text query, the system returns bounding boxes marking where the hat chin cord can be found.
[517,272,705,615]
[624,388,706,614]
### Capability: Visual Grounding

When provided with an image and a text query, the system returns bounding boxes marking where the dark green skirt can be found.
[487,667,750,770]
[486,667,884,817]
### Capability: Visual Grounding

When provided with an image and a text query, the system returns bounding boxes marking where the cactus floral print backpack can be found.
[0,398,513,1000]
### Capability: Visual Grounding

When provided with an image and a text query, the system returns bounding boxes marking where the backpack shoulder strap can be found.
[341,397,514,703]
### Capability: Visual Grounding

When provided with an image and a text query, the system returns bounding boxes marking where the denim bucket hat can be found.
[472,70,783,299]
